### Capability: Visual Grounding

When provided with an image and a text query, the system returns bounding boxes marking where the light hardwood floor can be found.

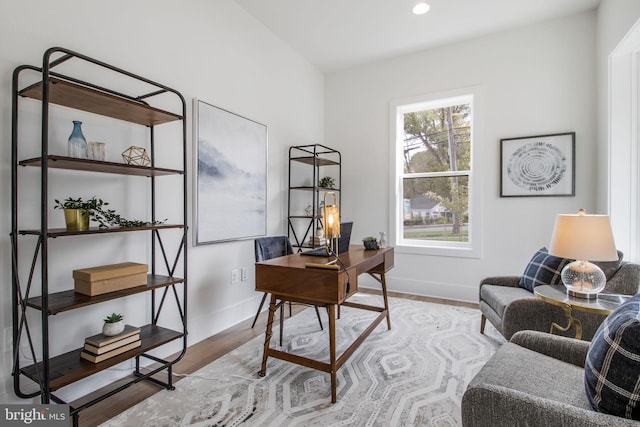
[78,290,477,426]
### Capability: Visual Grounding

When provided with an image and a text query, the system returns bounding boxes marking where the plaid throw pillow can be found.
[585,293,640,420]
[518,247,571,292]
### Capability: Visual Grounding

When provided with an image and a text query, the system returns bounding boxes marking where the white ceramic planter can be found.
[102,320,125,336]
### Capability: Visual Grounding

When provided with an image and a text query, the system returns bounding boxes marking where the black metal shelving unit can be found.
[287,144,341,251]
[10,47,188,426]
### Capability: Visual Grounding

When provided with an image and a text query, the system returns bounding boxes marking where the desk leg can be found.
[369,271,391,330]
[550,305,583,340]
[380,272,391,330]
[259,294,278,377]
[328,304,337,403]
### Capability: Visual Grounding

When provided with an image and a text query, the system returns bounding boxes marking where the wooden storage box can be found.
[73,262,148,296]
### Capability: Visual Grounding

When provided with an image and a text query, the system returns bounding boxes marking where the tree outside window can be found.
[398,96,472,245]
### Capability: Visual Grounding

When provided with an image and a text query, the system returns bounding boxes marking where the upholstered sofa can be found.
[479,250,640,341]
[461,330,640,426]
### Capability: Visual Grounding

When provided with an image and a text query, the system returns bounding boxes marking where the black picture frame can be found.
[500,132,575,197]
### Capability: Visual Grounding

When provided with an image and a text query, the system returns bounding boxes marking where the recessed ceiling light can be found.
[413,2,430,15]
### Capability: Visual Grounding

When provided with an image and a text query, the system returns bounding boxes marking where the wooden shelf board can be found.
[290,156,339,167]
[26,275,184,314]
[19,78,182,126]
[290,186,341,192]
[18,223,185,238]
[19,156,183,177]
[20,325,183,391]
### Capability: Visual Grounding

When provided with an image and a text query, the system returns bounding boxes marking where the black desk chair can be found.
[252,236,323,345]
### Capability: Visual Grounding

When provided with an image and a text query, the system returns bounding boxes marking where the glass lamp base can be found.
[561,260,606,299]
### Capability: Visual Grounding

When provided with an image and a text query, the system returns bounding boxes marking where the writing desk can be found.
[255,245,394,402]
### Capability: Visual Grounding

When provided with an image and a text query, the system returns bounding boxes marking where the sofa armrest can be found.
[462,384,640,427]
[510,330,590,368]
[480,276,521,287]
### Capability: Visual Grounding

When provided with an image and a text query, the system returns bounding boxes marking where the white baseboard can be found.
[358,275,478,304]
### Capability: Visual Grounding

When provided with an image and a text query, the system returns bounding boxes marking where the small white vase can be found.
[379,232,387,248]
[102,320,125,336]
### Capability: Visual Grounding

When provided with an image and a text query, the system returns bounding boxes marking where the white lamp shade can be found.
[548,213,617,261]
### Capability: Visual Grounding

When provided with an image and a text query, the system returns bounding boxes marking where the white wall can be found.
[595,0,640,219]
[325,12,598,302]
[0,0,323,403]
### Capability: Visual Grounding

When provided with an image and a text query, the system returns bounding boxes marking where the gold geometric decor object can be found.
[121,146,151,166]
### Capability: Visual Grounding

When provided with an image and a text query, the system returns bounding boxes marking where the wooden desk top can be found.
[255,245,394,305]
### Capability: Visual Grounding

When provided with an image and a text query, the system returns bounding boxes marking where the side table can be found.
[533,285,628,340]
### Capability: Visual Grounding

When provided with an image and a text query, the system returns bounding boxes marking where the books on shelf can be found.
[84,324,140,347]
[308,237,326,246]
[81,324,141,363]
[83,333,140,355]
[80,340,141,363]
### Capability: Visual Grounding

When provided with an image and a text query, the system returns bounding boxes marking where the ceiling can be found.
[234,0,601,73]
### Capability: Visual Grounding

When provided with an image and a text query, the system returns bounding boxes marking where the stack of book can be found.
[308,236,326,247]
[80,325,141,363]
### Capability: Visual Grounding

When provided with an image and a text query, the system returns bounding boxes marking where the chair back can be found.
[255,236,294,262]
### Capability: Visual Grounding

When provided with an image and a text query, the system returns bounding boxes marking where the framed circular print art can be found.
[500,132,575,197]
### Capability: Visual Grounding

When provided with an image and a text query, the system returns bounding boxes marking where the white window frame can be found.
[389,87,483,258]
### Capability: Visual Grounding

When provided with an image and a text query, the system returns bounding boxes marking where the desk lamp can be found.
[548,209,618,299]
[323,192,340,256]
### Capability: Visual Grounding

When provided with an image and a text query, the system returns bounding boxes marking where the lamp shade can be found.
[548,212,617,261]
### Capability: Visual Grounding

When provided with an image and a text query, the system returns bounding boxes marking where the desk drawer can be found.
[255,264,350,304]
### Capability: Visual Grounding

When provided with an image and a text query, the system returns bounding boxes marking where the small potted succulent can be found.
[363,236,379,250]
[102,313,125,336]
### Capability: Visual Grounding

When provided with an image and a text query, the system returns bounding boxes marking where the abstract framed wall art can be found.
[194,99,267,244]
[500,132,575,197]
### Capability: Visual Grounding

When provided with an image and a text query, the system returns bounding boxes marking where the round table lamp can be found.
[548,209,618,299]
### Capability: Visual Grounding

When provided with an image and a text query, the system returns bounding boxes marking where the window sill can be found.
[394,243,481,259]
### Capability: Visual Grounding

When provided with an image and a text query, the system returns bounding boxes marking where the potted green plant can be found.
[363,236,379,250]
[54,196,165,230]
[319,176,336,189]
[54,196,107,231]
[102,313,125,336]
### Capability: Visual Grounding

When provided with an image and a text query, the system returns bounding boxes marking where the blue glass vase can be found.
[68,120,88,158]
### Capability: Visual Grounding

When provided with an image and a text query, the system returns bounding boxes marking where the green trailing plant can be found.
[54,196,166,228]
[363,236,378,243]
[54,196,107,216]
[104,313,123,323]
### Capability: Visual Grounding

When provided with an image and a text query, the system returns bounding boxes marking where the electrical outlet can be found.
[241,267,248,282]
[231,269,240,284]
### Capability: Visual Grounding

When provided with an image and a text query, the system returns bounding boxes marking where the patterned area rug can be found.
[102,294,504,426]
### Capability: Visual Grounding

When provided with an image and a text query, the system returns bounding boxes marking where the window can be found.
[390,89,482,257]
